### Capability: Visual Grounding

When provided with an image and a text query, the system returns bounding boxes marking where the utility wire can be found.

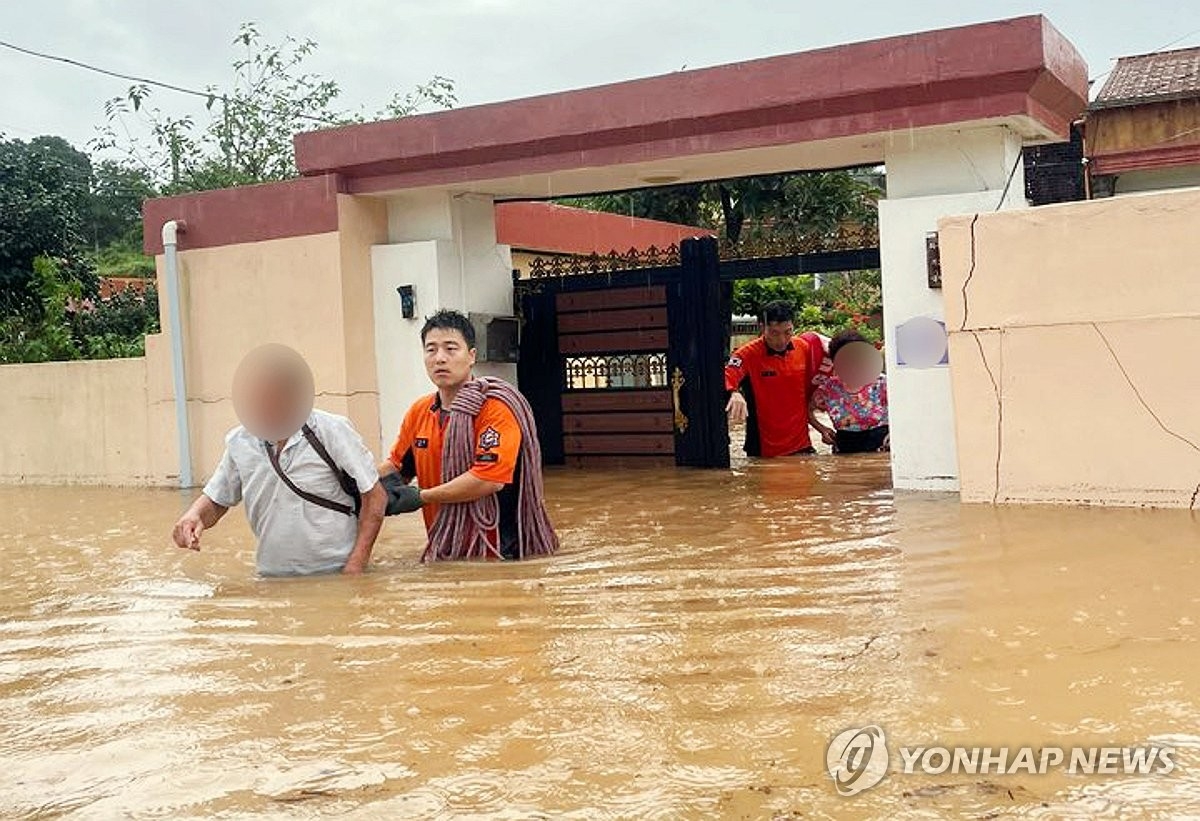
[1089,27,1200,85]
[0,37,344,126]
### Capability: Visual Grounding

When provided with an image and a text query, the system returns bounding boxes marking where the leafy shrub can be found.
[0,256,159,363]
[733,270,882,343]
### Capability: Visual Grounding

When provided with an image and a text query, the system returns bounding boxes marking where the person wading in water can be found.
[724,300,828,458]
[171,344,387,576]
[379,310,558,562]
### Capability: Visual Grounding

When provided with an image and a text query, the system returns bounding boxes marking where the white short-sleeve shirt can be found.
[202,409,380,576]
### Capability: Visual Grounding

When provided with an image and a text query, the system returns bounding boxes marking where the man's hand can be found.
[725,391,748,424]
[172,513,203,551]
[342,555,368,575]
[170,494,227,554]
[819,426,837,446]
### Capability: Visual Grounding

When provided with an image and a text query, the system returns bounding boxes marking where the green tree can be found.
[561,168,885,341]
[559,168,882,244]
[0,135,97,317]
[812,270,883,343]
[732,275,816,316]
[82,160,159,282]
[0,255,84,363]
[69,285,160,359]
[567,183,714,230]
[85,160,157,249]
[733,170,881,242]
[94,22,456,192]
[88,241,156,280]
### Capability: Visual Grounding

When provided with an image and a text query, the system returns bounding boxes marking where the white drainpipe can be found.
[161,220,193,488]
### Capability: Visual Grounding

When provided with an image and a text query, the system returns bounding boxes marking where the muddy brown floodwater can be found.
[1,455,1199,819]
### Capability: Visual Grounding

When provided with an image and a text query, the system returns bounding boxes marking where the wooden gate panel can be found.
[556,306,668,333]
[561,390,672,413]
[555,286,666,312]
[559,329,669,354]
[563,433,675,456]
[517,234,880,471]
[562,411,673,433]
[553,285,674,467]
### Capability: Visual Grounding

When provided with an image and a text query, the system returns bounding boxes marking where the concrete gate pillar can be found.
[368,190,516,456]
[880,126,1027,491]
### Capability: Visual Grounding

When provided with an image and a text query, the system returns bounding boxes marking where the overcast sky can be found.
[1,0,1197,153]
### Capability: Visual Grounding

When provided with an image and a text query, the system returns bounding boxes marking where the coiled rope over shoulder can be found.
[423,377,559,562]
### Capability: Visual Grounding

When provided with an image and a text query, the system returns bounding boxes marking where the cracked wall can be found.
[939,188,1200,508]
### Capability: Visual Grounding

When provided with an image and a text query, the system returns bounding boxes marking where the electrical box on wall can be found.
[396,284,415,318]
[468,313,520,363]
[925,232,942,289]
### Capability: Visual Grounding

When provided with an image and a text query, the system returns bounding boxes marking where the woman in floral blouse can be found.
[808,329,889,454]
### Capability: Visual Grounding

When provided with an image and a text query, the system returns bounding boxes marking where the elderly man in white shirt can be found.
[171,344,387,576]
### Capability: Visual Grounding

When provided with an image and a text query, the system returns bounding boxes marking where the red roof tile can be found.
[1093,46,1200,109]
[495,202,712,256]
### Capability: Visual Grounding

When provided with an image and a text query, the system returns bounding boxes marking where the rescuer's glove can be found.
[382,473,424,515]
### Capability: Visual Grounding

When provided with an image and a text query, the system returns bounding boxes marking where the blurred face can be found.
[245,381,293,436]
[231,344,314,442]
[423,327,476,389]
[833,341,883,390]
[762,320,794,353]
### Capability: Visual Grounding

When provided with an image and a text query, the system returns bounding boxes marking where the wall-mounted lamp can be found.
[397,284,415,319]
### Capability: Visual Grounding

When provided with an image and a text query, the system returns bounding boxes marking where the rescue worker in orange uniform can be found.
[724,300,827,457]
[380,310,526,559]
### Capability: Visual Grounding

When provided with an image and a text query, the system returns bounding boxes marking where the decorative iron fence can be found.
[564,352,668,390]
[524,222,879,278]
[717,223,879,261]
[529,245,680,278]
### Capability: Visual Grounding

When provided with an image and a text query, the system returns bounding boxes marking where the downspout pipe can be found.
[161,220,193,488]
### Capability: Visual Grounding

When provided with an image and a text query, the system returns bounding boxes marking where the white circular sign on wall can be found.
[894,316,949,368]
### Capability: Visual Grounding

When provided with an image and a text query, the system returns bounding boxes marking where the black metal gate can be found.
[515,232,880,470]
[515,237,730,468]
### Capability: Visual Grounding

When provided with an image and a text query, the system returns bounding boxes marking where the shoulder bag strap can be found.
[264,438,356,516]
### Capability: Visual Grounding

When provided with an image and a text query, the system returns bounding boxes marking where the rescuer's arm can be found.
[419,472,504,505]
[808,389,836,446]
[724,351,749,424]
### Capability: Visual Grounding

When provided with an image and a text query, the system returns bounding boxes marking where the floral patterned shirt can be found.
[813,373,888,432]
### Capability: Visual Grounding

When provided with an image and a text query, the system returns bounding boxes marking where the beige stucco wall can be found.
[160,193,388,485]
[334,195,389,452]
[939,188,1200,507]
[0,355,157,484]
[164,230,341,482]
[0,193,387,486]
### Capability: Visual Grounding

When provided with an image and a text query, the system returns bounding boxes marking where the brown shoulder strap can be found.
[264,439,355,516]
[301,424,337,469]
[302,424,363,515]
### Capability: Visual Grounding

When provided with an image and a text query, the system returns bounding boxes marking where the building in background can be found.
[1086,46,1200,197]
[496,202,712,278]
